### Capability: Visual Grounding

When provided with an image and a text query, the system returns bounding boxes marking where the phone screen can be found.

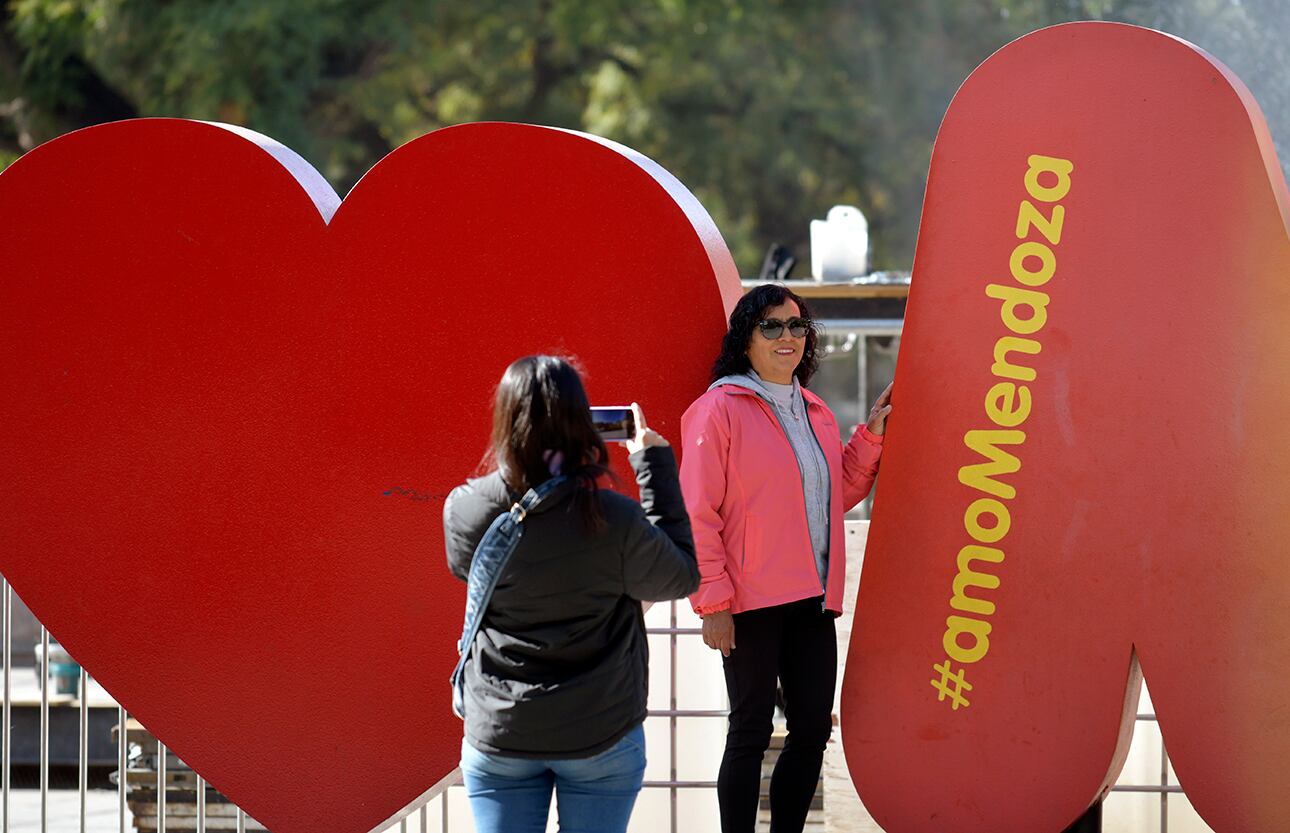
[590,406,636,442]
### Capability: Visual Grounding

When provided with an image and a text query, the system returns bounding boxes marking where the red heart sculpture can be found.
[842,22,1290,833]
[0,120,738,832]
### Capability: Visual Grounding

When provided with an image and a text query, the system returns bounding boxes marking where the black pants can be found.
[718,596,836,833]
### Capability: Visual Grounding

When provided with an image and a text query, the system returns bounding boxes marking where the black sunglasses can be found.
[756,317,811,339]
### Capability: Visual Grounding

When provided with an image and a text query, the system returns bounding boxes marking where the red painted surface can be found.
[842,22,1290,833]
[0,120,738,833]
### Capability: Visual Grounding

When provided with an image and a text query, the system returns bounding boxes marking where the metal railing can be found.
[2,585,1197,833]
[1,531,1205,833]
[0,575,722,833]
[1110,710,1189,833]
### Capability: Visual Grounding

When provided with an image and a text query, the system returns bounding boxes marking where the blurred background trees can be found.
[1,0,1286,272]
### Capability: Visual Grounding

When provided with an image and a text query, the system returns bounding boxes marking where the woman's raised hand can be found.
[626,402,669,454]
[865,382,894,435]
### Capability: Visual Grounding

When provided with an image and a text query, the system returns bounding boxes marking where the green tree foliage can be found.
[2,0,1287,271]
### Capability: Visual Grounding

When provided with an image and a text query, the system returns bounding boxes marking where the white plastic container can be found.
[810,205,870,280]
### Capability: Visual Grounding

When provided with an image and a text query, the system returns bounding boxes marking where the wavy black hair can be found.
[482,355,615,531]
[710,284,821,386]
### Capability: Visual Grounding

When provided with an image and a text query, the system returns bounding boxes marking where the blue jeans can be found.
[460,724,647,833]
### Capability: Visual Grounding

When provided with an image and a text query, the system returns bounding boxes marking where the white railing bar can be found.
[118,707,127,833]
[159,740,167,833]
[1161,733,1170,833]
[441,789,449,832]
[857,326,870,442]
[39,627,48,833]
[237,806,246,832]
[418,804,427,833]
[2,581,9,833]
[197,773,206,832]
[815,319,905,335]
[669,600,679,833]
[79,664,88,833]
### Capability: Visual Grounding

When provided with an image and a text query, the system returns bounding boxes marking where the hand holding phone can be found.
[591,403,668,451]
[625,402,668,454]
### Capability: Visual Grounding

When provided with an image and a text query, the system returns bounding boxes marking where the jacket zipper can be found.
[751,391,829,599]
[802,400,832,607]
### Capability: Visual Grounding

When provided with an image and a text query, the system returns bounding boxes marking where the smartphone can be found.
[590,406,637,442]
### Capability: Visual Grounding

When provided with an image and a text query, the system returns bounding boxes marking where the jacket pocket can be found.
[741,513,762,575]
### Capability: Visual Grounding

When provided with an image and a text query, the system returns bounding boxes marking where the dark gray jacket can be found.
[444,445,698,758]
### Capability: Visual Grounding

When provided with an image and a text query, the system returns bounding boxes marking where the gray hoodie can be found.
[709,371,832,592]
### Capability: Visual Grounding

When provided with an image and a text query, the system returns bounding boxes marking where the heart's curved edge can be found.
[362,767,461,833]
[548,126,744,318]
[202,120,343,223]
[366,120,742,318]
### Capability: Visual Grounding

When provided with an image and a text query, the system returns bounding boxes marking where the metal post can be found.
[39,628,48,833]
[197,774,206,833]
[2,581,10,833]
[79,666,88,833]
[419,805,427,833]
[1160,737,1169,833]
[158,740,167,833]
[237,807,246,833]
[858,333,869,423]
[857,333,873,517]
[118,707,128,833]
[441,790,449,832]
[670,600,678,833]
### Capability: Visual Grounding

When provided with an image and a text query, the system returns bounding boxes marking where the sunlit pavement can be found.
[6,790,120,833]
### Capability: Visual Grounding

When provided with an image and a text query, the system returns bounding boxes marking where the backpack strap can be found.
[450,475,569,718]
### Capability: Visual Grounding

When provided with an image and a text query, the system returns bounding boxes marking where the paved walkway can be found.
[4,789,121,832]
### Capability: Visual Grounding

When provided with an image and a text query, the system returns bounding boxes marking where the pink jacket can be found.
[679,383,883,616]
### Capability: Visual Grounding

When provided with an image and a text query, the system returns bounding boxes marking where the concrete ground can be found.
[5,789,121,832]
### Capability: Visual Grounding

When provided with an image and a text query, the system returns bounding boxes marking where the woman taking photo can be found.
[681,285,893,833]
[444,355,699,833]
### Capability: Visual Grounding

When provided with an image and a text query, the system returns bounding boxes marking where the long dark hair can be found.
[483,355,614,530]
[710,284,821,386]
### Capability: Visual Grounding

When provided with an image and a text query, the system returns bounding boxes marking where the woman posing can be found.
[681,285,893,833]
[444,355,700,833]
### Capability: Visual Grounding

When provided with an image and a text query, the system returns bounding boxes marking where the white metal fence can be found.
[0,583,1212,833]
